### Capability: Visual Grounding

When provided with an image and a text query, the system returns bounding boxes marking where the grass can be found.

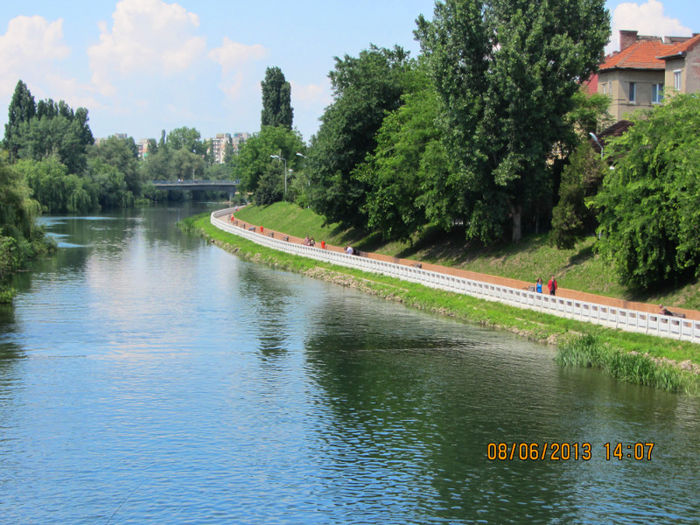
[182,212,700,395]
[234,202,700,310]
[556,333,697,394]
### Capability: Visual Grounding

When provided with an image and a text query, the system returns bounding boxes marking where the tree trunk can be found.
[511,204,522,242]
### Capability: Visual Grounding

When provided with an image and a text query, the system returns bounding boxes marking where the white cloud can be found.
[218,74,245,101]
[43,74,103,111]
[0,15,70,97]
[88,0,206,95]
[209,37,266,73]
[291,79,332,109]
[608,0,692,53]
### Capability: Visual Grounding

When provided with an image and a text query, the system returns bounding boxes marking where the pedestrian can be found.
[659,305,672,316]
[536,277,543,293]
[547,275,557,296]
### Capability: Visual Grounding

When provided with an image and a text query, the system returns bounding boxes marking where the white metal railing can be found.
[211,208,700,343]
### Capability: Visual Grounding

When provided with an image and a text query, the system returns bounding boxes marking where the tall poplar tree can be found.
[260,66,293,129]
[4,80,36,161]
[416,0,609,242]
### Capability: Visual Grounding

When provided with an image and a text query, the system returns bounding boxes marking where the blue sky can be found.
[0,0,697,143]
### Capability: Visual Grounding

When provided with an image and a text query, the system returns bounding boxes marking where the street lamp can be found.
[270,154,287,198]
[295,152,306,158]
[589,132,604,158]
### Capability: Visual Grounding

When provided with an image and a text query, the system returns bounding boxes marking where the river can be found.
[0,204,698,523]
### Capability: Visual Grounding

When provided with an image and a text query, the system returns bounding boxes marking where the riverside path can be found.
[210,207,700,344]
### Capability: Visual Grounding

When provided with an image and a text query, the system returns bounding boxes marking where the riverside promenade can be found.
[211,208,700,343]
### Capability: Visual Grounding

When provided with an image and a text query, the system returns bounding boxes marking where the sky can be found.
[0,0,697,144]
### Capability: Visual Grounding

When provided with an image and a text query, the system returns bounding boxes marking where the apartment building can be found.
[597,30,699,120]
[657,33,700,96]
[210,133,232,164]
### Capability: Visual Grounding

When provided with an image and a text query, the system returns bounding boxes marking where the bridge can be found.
[150,180,240,192]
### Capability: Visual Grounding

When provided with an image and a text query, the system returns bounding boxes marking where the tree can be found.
[0,156,45,290]
[594,94,700,289]
[17,158,97,214]
[416,0,610,243]
[16,115,89,174]
[6,91,94,174]
[254,164,284,205]
[261,66,293,129]
[168,148,205,181]
[550,141,605,248]
[4,80,36,161]
[87,159,134,209]
[233,126,305,197]
[166,127,206,155]
[307,45,413,227]
[356,65,442,241]
[88,136,141,195]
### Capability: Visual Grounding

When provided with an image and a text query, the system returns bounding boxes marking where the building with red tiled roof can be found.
[597,30,698,120]
[657,33,700,96]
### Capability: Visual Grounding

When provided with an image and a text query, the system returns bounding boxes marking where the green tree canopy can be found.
[261,66,293,129]
[594,94,700,289]
[306,45,413,227]
[166,127,206,155]
[356,64,444,241]
[3,80,36,161]
[416,0,610,243]
[16,115,90,174]
[88,135,141,194]
[17,157,97,214]
[551,141,605,249]
[4,80,36,162]
[233,125,305,198]
[0,155,45,287]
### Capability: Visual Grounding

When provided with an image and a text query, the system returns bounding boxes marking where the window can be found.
[628,82,636,103]
[674,70,682,91]
[652,83,664,103]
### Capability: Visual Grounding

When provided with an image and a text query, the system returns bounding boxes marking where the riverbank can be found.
[233,202,700,311]
[181,213,699,395]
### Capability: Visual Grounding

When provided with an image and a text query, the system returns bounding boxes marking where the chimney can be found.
[620,30,638,51]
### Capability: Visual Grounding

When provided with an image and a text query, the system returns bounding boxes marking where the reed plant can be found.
[557,334,697,394]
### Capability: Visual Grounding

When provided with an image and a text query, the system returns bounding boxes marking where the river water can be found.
[0,204,698,524]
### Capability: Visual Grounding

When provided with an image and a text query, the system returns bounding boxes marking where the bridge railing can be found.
[211,208,700,344]
[151,179,240,185]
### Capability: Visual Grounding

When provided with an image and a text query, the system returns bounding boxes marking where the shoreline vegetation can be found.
[180,211,699,396]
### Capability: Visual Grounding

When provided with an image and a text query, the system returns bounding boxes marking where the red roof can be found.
[582,73,598,95]
[657,33,700,59]
[600,39,669,70]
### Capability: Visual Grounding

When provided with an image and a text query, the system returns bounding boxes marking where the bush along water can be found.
[556,334,698,395]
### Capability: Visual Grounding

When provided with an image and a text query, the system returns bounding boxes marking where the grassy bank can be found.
[182,212,699,395]
[233,202,700,310]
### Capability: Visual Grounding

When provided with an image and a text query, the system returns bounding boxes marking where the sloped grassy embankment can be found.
[180,208,699,395]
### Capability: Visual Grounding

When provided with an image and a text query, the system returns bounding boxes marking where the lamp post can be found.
[589,132,603,159]
[270,154,287,198]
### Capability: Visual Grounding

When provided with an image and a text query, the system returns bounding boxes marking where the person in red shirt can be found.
[547,276,557,296]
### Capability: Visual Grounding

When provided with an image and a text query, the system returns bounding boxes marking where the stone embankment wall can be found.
[211,208,700,344]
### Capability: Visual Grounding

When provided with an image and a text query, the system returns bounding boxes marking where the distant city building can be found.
[209,133,232,164]
[231,132,249,153]
[207,132,250,164]
[137,138,153,160]
[112,133,128,140]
